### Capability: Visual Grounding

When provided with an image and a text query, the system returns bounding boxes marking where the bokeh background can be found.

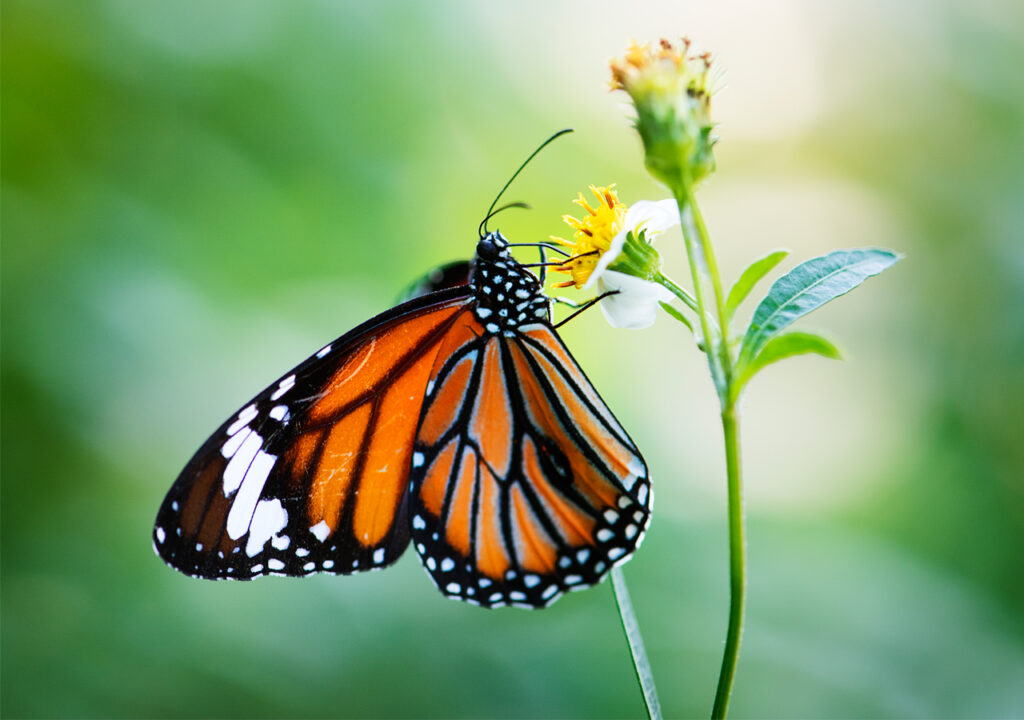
[4,1,1023,717]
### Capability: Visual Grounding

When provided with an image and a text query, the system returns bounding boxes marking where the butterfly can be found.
[153,138,652,609]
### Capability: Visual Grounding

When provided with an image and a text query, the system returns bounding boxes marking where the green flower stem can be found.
[612,567,663,720]
[673,191,726,397]
[679,188,733,389]
[672,185,747,719]
[711,405,745,719]
[654,272,700,316]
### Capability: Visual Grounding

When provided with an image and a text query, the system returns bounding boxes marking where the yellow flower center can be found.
[551,185,627,289]
[610,37,712,107]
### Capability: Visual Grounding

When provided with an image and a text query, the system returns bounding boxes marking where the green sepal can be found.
[608,230,663,281]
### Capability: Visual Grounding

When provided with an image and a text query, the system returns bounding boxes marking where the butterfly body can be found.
[155,232,651,608]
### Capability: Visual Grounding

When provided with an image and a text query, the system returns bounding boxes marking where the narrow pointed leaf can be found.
[725,250,789,322]
[735,331,841,394]
[739,248,901,365]
[659,301,695,335]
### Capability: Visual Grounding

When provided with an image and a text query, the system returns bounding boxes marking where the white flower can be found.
[583,198,678,329]
[593,270,675,329]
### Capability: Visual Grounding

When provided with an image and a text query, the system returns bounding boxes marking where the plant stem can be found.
[674,190,726,397]
[710,406,745,719]
[654,272,700,315]
[679,189,732,390]
[673,184,748,718]
[612,566,662,720]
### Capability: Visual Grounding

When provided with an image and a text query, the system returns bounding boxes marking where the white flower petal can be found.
[596,270,674,329]
[583,198,679,291]
[582,227,629,291]
[623,199,679,236]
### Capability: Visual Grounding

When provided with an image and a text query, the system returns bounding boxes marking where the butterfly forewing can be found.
[153,287,474,579]
[408,322,651,608]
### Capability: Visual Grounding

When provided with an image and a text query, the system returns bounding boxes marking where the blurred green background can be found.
[3,1,1023,717]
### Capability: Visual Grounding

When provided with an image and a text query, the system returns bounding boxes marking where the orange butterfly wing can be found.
[409,322,651,608]
[153,287,475,579]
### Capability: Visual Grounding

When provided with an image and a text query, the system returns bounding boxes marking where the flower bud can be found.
[611,38,717,190]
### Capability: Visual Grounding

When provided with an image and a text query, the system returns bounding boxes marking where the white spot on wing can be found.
[412,514,426,530]
[227,449,277,539]
[323,559,335,569]
[269,405,290,422]
[636,484,649,506]
[446,582,461,594]
[221,427,252,459]
[156,527,166,544]
[440,557,455,572]
[226,405,258,436]
[271,534,290,551]
[309,520,331,542]
[268,558,285,571]
[270,374,296,401]
[524,574,540,588]
[242,498,287,556]
[373,548,385,564]
[222,431,263,496]
[412,452,425,468]
[316,344,332,358]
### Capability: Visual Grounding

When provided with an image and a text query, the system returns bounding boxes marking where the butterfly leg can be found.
[553,290,619,329]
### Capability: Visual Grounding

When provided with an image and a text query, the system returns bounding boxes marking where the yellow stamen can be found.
[550,185,628,290]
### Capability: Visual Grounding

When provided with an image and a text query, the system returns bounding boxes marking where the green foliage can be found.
[659,301,695,335]
[724,250,789,323]
[733,331,841,396]
[738,249,901,368]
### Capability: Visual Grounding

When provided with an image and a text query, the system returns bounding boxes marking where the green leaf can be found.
[734,331,841,393]
[725,250,789,322]
[738,248,901,366]
[659,301,695,335]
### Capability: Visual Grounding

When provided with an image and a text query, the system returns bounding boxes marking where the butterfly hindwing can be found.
[408,321,651,608]
[153,287,474,580]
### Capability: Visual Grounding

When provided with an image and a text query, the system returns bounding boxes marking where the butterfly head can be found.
[476,231,510,262]
[471,231,549,332]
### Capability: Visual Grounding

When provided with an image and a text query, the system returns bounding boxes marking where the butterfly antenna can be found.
[479,128,574,237]
[479,201,531,230]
